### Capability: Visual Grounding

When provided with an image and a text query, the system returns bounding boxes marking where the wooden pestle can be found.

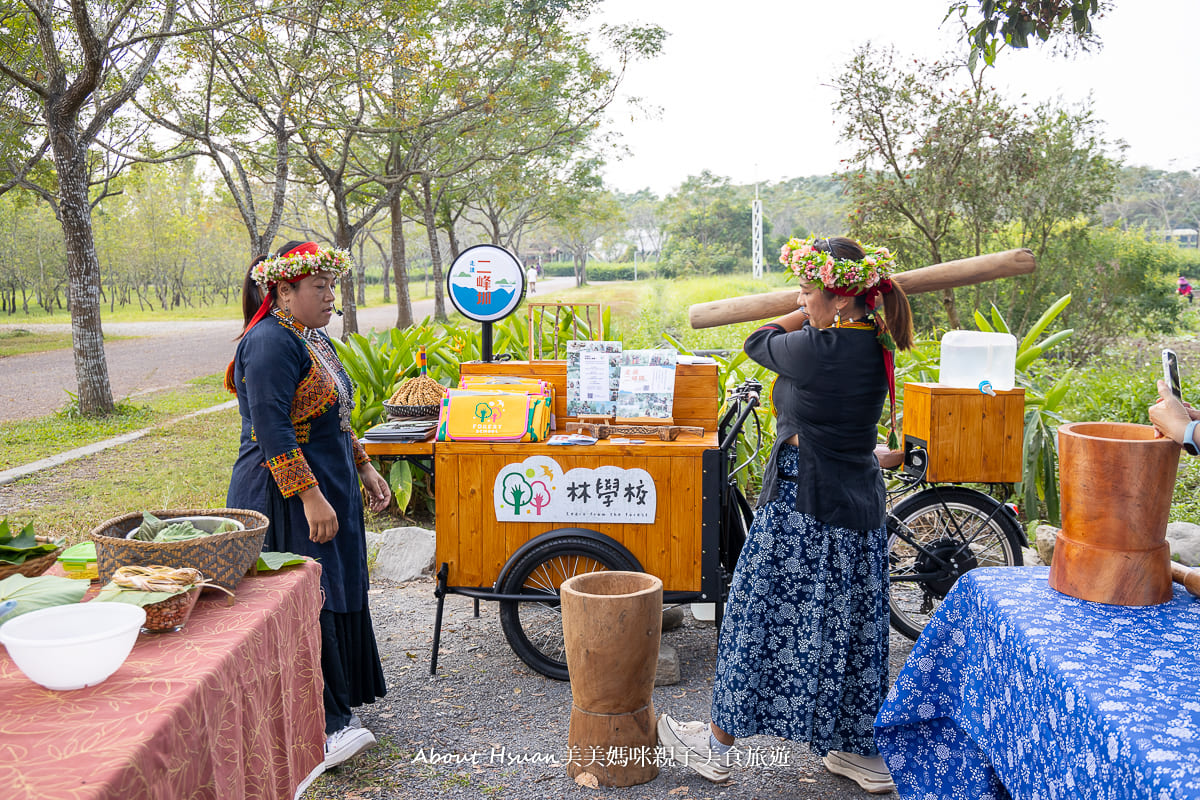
[1171,561,1200,598]
[687,248,1036,329]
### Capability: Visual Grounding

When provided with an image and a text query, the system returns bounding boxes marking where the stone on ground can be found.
[655,643,680,686]
[367,526,435,583]
[1168,521,1200,566]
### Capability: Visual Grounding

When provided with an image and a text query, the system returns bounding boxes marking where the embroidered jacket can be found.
[230,315,369,499]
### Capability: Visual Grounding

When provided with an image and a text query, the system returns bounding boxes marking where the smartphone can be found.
[1163,349,1182,400]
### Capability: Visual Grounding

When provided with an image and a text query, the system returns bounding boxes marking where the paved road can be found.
[0,277,577,422]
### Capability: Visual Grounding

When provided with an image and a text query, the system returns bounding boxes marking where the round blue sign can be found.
[446,244,525,323]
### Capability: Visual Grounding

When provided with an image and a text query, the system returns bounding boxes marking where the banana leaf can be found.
[93,583,182,605]
[257,552,309,571]
[0,574,88,619]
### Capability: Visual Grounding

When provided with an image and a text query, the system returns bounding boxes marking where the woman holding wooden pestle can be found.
[656,236,914,793]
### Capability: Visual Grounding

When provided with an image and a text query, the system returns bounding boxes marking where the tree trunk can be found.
[928,245,960,328]
[356,238,367,307]
[57,151,114,415]
[574,249,588,287]
[939,288,960,329]
[446,221,461,263]
[391,190,414,329]
[333,211,359,338]
[421,176,446,322]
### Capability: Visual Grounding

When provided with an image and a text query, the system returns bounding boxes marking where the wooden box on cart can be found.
[901,382,1024,484]
[435,361,720,591]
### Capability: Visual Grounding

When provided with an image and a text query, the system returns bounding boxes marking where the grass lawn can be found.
[0,389,410,544]
[0,329,73,357]
[0,374,234,471]
[0,328,133,358]
[553,273,793,350]
[1,402,242,543]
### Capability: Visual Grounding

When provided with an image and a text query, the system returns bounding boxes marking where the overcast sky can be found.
[590,0,1199,196]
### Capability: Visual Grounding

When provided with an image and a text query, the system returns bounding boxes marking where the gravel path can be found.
[303,575,915,799]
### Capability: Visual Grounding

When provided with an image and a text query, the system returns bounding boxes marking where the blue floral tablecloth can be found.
[875,567,1200,800]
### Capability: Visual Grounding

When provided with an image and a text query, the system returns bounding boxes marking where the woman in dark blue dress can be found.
[657,236,914,794]
[225,241,390,775]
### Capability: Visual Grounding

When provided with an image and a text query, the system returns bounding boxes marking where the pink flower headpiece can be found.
[780,235,896,295]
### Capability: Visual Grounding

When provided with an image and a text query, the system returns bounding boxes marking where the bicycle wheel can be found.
[497,533,640,680]
[887,486,1024,640]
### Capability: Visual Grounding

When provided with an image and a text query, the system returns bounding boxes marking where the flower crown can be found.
[780,236,896,294]
[251,245,353,288]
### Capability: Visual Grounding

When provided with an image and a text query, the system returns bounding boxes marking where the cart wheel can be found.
[887,487,1024,640]
[497,533,640,680]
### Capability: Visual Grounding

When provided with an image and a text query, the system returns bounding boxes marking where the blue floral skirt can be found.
[710,445,889,756]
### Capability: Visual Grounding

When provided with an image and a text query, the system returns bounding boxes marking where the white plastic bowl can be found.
[0,602,145,690]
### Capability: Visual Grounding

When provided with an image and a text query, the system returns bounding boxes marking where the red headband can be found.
[827,277,895,310]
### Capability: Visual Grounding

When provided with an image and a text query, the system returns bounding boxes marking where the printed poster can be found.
[615,349,677,419]
[566,340,621,417]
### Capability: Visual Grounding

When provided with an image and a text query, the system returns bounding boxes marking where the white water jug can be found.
[938,330,1017,392]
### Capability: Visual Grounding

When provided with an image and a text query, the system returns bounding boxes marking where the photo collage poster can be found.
[565,340,622,417]
[615,349,677,419]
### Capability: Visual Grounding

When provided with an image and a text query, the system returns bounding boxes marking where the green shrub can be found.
[657,238,741,278]
[1059,353,1161,424]
[541,262,659,281]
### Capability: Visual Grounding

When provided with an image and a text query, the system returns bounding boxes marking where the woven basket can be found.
[383,402,440,418]
[89,508,268,592]
[0,546,63,580]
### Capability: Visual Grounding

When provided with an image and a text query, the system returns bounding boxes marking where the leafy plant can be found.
[333,323,462,438]
[974,293,1074,524]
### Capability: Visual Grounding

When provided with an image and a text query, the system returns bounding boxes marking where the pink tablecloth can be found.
[0,561,325,800]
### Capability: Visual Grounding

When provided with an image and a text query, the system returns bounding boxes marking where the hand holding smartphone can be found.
[1163,349,1182,400]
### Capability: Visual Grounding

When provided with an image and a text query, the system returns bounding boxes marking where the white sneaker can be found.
[293,760,324,799]
[324,725,377,769]
[656,714,732,782]
[822,750,896,794]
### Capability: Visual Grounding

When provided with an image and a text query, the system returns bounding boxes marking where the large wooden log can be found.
[687,248,1036,329]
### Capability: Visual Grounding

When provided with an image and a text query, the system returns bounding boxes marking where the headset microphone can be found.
[334,307,344,316]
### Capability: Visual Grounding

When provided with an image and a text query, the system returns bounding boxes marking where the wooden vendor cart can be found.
[363,360,760,680]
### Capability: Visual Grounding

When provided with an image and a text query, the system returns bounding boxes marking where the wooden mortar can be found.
[561,571,662,787]
[1050,422,1180,605]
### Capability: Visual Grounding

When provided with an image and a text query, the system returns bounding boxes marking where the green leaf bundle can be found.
[0,519,58,565]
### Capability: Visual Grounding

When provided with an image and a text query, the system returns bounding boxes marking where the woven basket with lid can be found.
[89,508,267,592]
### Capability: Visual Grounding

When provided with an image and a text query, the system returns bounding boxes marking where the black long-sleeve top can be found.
[744,322,887,531]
